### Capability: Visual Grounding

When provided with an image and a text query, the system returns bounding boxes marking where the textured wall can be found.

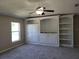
[0,16,24,51]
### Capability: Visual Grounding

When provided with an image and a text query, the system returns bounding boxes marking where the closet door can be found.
[27,24,39,43]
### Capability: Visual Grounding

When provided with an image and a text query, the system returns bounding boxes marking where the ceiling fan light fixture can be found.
[35,7,44,15]
[30,6,54,15]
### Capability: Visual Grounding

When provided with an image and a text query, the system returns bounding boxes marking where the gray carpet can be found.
[0,44,79,59]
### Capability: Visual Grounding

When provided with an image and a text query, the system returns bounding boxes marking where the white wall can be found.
[0,16,24,51]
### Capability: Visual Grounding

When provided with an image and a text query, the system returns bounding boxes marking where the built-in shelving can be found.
[26,14,79,48]
[59,15,73,47]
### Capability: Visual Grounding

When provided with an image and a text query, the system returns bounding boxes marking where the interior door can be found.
[27,24,39,43]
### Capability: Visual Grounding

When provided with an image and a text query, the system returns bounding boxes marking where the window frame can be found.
[11,22,21,43]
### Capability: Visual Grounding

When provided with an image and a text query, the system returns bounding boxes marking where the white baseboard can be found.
[27,42,59,47]
[0,43,24,53]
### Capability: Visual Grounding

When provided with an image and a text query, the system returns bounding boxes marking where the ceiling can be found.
[0,0,79,18]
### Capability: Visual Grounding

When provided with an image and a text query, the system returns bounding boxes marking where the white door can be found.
[27,24,39,43]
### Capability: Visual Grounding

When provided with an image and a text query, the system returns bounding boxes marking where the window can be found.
[11,22,21,42]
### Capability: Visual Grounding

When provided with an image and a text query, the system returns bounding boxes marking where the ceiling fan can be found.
[29,6,54,15]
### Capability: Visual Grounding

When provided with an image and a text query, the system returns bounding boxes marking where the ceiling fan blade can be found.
[29,12,34,14]
[44,10,54,12]
[29,10,36,15]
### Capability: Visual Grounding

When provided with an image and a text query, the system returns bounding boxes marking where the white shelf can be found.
[59,28,71,30]
[59,23,71,25]
[60,44,73,47]
[59,33,71,35]
[60,39,72,40]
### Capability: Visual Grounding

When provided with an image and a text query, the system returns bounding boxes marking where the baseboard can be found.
[27,42,59,47]
[0,43,24,53]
